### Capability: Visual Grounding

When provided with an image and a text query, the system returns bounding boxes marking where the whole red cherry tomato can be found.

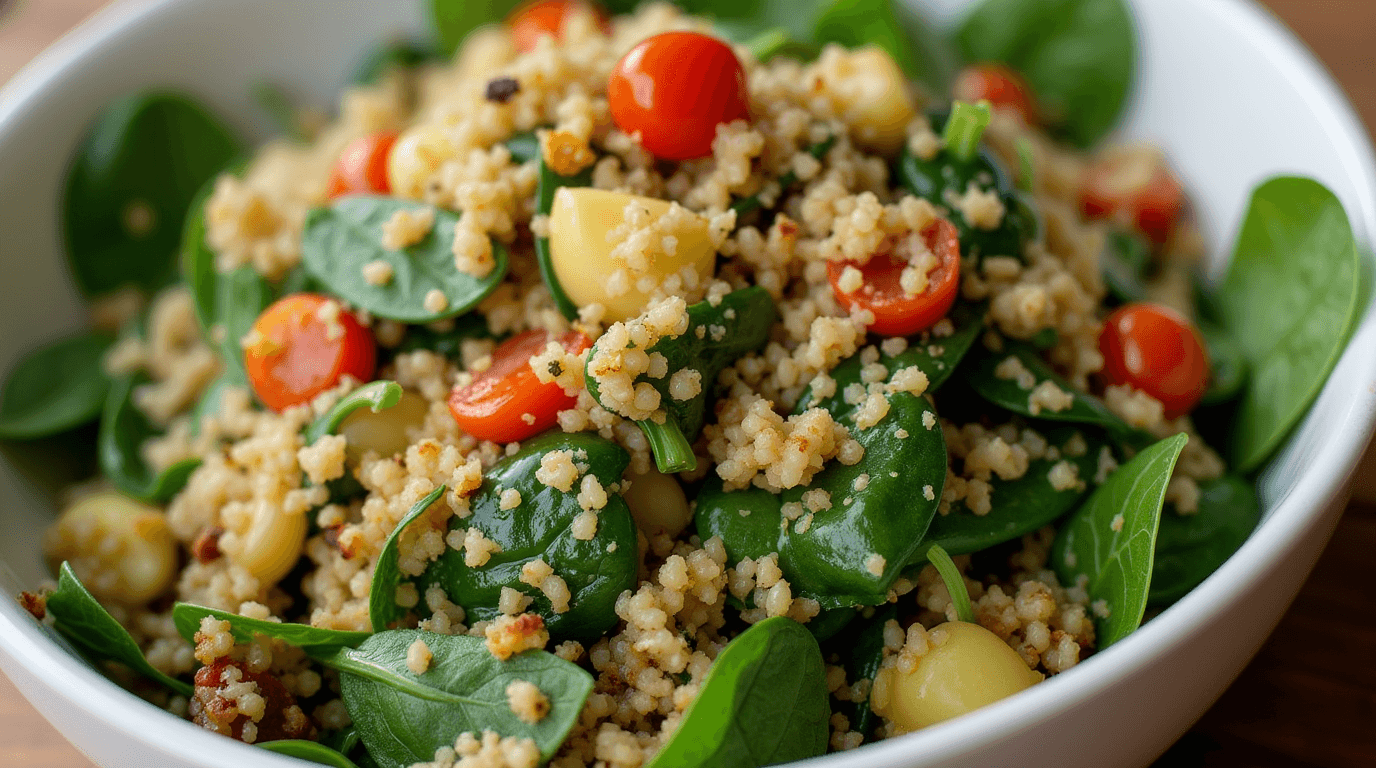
[507,0,611,53]
[607,31,750,161]
[1080,146,1185,245]
[1098,302,1210,419]
[828,218,962,337]
[954,63,1036,124]
[326,132,397,199]
[448,329,591,443]
[243,294,377,412]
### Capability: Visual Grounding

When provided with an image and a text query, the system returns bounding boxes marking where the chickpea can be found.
[44,492,178,604]
[623,466,691,537]
[547,187,715,322]
[872,621,1042,732]
[386,124,456,200]
[218,497,309,587]
[814,45,917,155]
[338,390,429,465]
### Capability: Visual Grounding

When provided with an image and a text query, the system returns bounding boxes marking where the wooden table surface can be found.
[1,1,1374,766]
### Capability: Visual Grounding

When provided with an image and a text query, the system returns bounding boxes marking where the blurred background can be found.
[1,1,1372,766]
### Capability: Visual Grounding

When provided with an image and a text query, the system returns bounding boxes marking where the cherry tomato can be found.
[243,294,377,412]
[326,132,397,199]
[607,32,750,161]
[1080,146,1185,245]
[448,329,591,443]
[191,659,314,742]
[1098,302,1210,419]
[828,218,962,337]
[953,63,1036,124]
[508,0,611,52]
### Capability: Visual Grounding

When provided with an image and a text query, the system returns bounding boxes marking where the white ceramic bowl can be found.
[1,1,1373,767]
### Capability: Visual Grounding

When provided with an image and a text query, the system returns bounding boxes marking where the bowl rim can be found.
[1,1,1374,767]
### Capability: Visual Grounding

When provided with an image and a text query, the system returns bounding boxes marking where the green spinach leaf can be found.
[1052,432,1187,647]
[1198,320,1248,407]
[956,0,1135,148]
[99,372,201,503]
[1101,229,1150,305]
[585,287,775,474]
[430,0,525,56]
[353,39,442,85]
[1210,177,1361,471]
[64,92,242,296]
[259,741,361,768]
[740,27,820,63]
[304,381,404,445]
[46,562,193,697]
[370,486,447,632]
[813,0,955,94]
[301,197,508,323]
[0,333,113,440]
[962,343,1148,446]
[325,629,593,767]
[423,433,638,641]
[824,604,893,738]
[504,130,541,166]
[534,153,593,320]
[645,617,829,768]
[171,603,370,652]
[1149,475,1259,605]
[912,427,1102,563]
[696,348,948,608]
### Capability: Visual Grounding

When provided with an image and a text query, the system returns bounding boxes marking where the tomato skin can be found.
[508,0,611,52]
[607,32,750,161]
[326,132,397,199]
[243,294,377,412]
[828,218,962,337]
[1080,148,1184,245]
[448,330,591,443]
[954,63,1036,124]
[1098,303,1210,419]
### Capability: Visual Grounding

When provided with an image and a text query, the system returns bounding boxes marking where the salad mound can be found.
[2,1,1361,767]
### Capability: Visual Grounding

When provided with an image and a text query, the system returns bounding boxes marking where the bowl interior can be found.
[1,1,1374,767]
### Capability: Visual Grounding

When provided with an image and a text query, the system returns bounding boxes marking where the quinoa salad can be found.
[2,1,1363,767]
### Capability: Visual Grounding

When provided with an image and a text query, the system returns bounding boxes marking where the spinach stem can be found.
[639,420,697,474]
[926,544,975,624]
[941,100,992,163]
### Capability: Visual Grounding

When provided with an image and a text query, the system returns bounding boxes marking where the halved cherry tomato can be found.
[607,31,750,161]
[954,63,1036,124]
[326,132,397,199]
[243,294,377,412]
[828,218,962,337]
[448,329,591,443]
[1080,146,1184,245]
[508,0,611,52]
[1098,302,1210,419]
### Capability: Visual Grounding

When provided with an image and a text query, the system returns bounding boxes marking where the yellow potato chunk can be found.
[815,45,917,155]
[547,187,715,322]
[44,492,177,604]
[873,621,1042,731]
[623,466,692,537]
[387,125,456,201]
[339,390,429,465]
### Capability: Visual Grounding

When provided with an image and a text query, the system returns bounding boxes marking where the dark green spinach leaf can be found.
[302,197,508,323]
[370,486,447,632]
[1149,475,1259,605]
[353,39,443,85]
[1198,321,1248,407]
[99,373,201,503]
[430,0,525,56]
[259,740,361,768]
[956,0,1135,148]
[325,629,593,767]
[1101,229,1150,305]
[423,433,638,641]
[304,381,404,445]
[534,153,593,320]
[824,604,893,738]
[64,92,242,296]
[1052,432,1187,647]
[46,562,193,697]
[696,349,948,608]
[1210,177,1361,472]
[0,333,113,440]
[962,343,1148,446]
[171,603,370,652]
[645,617,829,768]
